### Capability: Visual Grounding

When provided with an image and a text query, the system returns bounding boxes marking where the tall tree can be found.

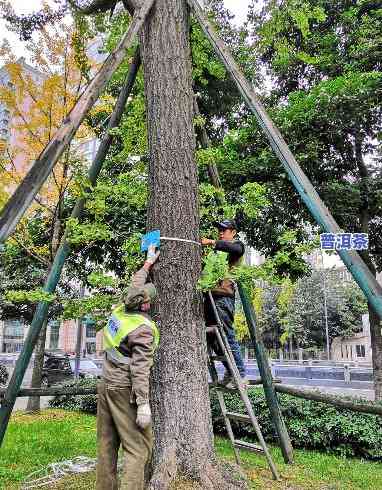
[48,0,252,486]
[284,271,368,350]
[210,0,382,398]
[0,17,91,410]
[120,0,245,486]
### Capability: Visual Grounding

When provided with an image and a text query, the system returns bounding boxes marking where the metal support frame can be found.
[238,283,294,464]
[187,0,382,321]
[207,292,280,480]
[0,52,141,447]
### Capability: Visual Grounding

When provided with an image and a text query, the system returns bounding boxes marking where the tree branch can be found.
[12,236,51,268]
[69,0,118,15]
[14,104,46,147]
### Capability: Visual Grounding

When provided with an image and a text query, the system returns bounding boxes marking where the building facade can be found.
[331,314,372,363]
[0,318,104,357]
[0,55,105,359]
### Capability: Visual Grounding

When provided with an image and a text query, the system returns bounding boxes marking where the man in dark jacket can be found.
[201,219,247,388]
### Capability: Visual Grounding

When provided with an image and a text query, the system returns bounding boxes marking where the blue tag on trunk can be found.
[141,230,160,251]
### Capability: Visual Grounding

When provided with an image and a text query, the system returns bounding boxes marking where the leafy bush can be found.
[49,379,97,414]
[50,380,382,457]
[211,388,382,457]
[0,364,8,386]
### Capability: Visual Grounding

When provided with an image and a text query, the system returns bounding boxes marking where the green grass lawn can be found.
[1,409,382,489]
[0,410,97,489]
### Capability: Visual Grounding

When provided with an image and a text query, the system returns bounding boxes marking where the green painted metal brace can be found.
[238,282,294,464]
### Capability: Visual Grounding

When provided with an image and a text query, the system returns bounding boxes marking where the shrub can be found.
[0,364,8,386]
[50,380,382,457]
[49,379,97,414]
[211,388,382,457]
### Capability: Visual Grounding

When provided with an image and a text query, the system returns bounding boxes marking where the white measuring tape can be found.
[160,236,201,246]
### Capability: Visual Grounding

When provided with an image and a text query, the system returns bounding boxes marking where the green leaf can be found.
[198,251,230,292]
[5,289,56,304]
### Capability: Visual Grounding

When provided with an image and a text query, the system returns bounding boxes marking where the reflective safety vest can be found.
[103,304,159,365]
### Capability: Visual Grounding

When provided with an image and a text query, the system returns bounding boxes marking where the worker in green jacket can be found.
[96,245,160,490]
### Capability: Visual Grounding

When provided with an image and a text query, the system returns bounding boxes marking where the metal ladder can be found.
[207,292,280,480]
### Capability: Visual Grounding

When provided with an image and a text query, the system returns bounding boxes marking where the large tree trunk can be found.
[134,0,246,487]
[369,304,382,400]
[26,320,47,412]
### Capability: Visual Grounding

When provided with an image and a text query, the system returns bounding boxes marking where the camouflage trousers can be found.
[96,382,152,490]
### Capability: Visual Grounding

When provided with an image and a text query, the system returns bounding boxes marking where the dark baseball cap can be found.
[213,219,238,230]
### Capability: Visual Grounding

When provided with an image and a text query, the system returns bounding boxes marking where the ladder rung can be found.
[208,382,241,392]
[210,356,227,362]
[214,384,238,392]
[206,326,218,333]
[226,412,251,423]
[209,379,283,390]
[234,440,264,453]
[208,382,221,389]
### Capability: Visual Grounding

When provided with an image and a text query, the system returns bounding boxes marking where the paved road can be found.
[218,362,376,401]
[6,360,376,412]
[2,363,52,411]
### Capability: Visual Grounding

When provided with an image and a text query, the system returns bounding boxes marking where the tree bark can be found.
[354,132,382,400]
[134,0,246,487]
[26,319,48,412]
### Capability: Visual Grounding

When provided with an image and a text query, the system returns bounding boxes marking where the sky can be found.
[0,0,250,63]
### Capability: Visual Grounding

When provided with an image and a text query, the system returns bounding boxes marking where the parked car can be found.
[0,364,8,386]
[41,354,101,387]
[69,359,101,379]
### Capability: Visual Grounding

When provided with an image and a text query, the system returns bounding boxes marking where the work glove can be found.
[145,245,160,266]
[136,402,152,429]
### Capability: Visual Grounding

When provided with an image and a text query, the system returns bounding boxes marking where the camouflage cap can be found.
[124,283,157,310]
[143,283,157,302]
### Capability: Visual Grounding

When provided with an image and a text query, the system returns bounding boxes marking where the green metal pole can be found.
[238,282,294,464]
[0,51,141,447]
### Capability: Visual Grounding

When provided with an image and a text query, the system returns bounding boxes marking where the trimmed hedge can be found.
[211,389,382,457]
[49,379,97,414]
[0,364,8,386]
[50,382,382,457]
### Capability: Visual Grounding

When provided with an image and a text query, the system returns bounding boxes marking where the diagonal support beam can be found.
[194,95,294,464]
[0,0,154,243]
[238,283,294,464]
[0,50,141,448]
[187,0,382,320]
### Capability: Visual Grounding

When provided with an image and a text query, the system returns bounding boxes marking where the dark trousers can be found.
[204,295,246,377]
[96,382,152,490]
